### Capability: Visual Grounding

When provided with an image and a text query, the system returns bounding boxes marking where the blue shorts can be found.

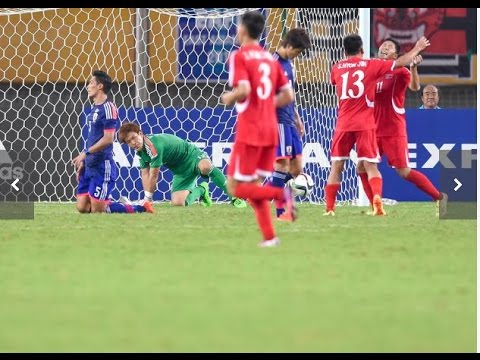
[77,159,117,202]
[276,123,302,160]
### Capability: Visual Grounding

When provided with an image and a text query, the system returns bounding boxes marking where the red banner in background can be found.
[374,8,469,54]
[372,8,476,83]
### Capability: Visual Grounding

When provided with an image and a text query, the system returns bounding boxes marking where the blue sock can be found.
[132,205,146,213]
[271,171,287,217]
[271,170,287,188]
[107,202,145,214]
[284,172,294,183]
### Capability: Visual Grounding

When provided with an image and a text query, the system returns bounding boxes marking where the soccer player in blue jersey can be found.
[71,70,153,214]
[270,28,311,219]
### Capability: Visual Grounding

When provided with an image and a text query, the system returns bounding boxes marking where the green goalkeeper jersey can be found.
[137,134,201,174]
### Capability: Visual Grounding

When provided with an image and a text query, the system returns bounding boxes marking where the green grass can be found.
[0,202,476,352]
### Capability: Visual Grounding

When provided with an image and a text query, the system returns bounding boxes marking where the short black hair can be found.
[241,11,265,40]
[281,28,312,51]
[92,70,112,95]
[383,37,401,55]
[343,34,363,56]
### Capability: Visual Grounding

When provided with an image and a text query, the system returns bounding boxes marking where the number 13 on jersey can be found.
[340,70,365,99]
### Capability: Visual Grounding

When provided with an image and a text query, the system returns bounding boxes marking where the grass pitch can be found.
[0,202,476,352]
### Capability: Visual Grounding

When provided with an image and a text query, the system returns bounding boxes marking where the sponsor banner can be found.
[95,108,476,202]
[373,8,477,84]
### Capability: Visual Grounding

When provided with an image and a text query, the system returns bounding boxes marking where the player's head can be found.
[238,11,265,44]
[279,28,312,59]
[88,70,112,99]
[119,122,144,151]
[378,38,401,60]
[343,34,364,57]
[421,84,440,109]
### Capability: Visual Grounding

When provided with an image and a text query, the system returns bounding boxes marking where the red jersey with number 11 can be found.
[228,43,291,146]
[330,57,395,132]
[374,67,411,137]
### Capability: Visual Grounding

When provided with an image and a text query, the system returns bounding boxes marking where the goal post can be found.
[356,7,371,207]
[0,8,366,205]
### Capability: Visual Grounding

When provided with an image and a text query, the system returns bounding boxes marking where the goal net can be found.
[0,8,360,204]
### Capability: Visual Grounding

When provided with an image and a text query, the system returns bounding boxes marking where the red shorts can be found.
[330,129,380,163]
[227,142,276,181]
[377,136,410,168]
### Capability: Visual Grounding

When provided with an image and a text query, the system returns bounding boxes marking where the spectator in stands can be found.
[419,84,441,109]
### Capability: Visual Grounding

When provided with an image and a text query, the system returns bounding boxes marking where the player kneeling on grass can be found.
[118,122,247,208]
[71,70,154,215]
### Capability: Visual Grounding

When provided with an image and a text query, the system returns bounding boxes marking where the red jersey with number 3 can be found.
[330,57,395,131]
[228,44,291,146]
[374,67,411,137]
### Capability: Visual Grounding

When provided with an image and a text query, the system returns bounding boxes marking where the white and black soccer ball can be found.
[288,173,314,197]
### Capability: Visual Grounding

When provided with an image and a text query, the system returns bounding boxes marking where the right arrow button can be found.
[453,178,462,192]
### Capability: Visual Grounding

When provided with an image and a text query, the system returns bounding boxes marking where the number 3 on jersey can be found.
[257,62,272,99]
[340,70,365,99]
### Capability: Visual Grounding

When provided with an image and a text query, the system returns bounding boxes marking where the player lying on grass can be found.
[71,70,153,214]
[357,37,448,217]
[118,122,247,208]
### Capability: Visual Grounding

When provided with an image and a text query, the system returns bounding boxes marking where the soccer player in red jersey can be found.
[325,34,430,216]
[357,38,448,217]
[221,11,296,247]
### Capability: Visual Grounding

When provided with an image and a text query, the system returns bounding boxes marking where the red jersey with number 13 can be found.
[228,43,291,146]
[374,67,411,137]
[330,57,395,131]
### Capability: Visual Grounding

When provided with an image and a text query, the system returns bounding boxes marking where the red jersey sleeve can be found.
[397,67,411,89]
[228,50,249,88]
[369,58,395,79]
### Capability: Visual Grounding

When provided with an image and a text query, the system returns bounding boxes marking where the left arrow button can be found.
[11,179,19,191]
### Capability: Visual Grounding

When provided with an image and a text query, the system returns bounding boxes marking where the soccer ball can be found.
[288,173,314,197]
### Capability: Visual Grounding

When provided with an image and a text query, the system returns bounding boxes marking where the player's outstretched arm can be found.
[408,55,423,91]
[394,36,430,69]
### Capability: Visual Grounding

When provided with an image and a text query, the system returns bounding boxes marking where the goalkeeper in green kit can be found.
[118,122,247,208]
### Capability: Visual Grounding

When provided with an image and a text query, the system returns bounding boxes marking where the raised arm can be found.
[394,36,430,69]
[408,55,422,91]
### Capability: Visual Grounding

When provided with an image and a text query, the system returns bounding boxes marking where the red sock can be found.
[250,199,275,241]
[234,183,284,201]
[368,177,383,198]
[325,183,340,211]
[405,170,441,201]
[358,172,374,205]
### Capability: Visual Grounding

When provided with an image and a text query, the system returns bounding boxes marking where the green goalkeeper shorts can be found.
[171,149,210,193]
